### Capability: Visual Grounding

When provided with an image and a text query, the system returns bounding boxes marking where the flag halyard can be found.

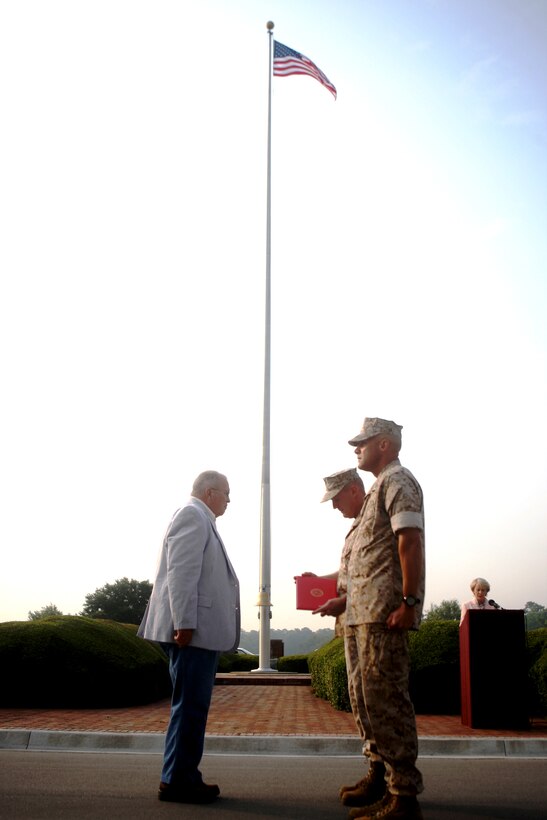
[273,40,337,99]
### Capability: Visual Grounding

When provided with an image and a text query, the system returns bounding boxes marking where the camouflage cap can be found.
[320,468,360,503]
[348,417,403,446]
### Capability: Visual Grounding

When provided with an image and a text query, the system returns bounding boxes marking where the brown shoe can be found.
[349,793,423,819]
[340,762,387,806]
[348,792,391,818]
[158,781,220,804]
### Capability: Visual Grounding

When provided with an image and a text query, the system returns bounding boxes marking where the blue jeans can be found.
[161,644,220,786]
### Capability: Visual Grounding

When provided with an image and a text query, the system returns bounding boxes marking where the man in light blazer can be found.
[138,470,240,805]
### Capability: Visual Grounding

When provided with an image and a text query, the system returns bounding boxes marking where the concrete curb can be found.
[1,729,546,757]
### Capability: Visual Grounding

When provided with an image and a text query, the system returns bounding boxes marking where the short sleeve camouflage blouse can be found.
[345,459,425,627]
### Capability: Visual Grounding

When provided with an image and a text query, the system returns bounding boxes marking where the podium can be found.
[459,609,528,729]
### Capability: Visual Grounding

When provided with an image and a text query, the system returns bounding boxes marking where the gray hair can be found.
[191,470,227,497]
[470,577,490,593]
[351,474,366,492]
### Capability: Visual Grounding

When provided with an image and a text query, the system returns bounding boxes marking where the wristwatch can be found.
[403,595,421,607]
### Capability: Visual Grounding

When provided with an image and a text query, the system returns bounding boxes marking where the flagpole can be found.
[253,20,276,673]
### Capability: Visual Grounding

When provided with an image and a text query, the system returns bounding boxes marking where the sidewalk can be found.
[1,674,546,757]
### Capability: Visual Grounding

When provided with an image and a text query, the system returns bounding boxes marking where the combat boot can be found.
[340,761,387,806]
[348,793,423,819]
[348,791,391,818]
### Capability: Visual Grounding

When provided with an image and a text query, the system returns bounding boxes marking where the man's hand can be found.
[312,595,347,618]
[173,629,193,647]
[386,603,415,630]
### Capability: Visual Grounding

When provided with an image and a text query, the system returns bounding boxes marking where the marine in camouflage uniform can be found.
[317,469,377,770]
[345,417,425,820]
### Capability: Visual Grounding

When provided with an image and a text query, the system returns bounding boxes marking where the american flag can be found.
[273,40,337,100]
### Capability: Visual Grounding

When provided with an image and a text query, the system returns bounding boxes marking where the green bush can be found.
[308,624,547,717]
[308,638,350,711]
[0,616,171,707]
[277,654,309,673]
[3,615,545,716]
[408,620,461,714]
[308,626,462,715]
[217,652,259,672]
[217,652,309,673]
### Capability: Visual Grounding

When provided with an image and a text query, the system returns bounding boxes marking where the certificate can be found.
[295,575,338,610]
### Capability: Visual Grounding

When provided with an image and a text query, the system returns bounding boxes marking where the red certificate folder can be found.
[295,576,338,610]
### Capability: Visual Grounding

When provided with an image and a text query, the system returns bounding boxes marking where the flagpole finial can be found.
[266,21,274,31]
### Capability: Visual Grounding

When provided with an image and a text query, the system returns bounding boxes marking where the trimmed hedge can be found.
[217,652,259,672]
[217,653,309,673]
[277,654,309,673]
[3,616,545,716]
[308,623,461,715]
[408,620,460,714]
[307,624,547,717]
[0,616,171,707]
[308,638,350,711]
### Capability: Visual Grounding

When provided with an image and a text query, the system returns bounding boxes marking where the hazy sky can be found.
[1,0,546,632]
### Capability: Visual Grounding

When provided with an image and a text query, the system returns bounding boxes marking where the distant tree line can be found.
[27,583,547,634]
[422,599,547,630]
[239,627,334,656]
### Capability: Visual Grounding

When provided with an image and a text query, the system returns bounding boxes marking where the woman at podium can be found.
[460,577,497,624]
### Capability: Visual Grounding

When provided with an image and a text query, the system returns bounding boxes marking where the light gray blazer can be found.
[138,497,240,652]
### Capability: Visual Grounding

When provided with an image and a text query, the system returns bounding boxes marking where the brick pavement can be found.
[0,680,545,738]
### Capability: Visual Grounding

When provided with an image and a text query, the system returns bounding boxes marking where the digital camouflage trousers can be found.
[345,623,423,796]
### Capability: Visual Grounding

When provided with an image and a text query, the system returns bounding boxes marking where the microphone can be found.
[488,599,502,609]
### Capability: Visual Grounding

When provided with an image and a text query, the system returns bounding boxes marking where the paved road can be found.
[1,750,546,819]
